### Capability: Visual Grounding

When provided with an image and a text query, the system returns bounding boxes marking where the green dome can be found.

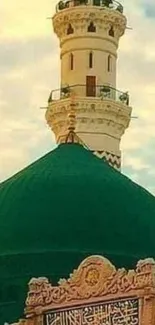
[0,143,155,323]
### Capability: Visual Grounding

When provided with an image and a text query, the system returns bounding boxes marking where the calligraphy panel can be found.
[44,298,139,325]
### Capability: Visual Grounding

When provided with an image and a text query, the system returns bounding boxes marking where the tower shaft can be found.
[46,0,132,170]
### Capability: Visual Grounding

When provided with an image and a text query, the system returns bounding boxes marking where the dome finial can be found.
[65,92,79,144]
[63,92,89,148]
[64,93,88,147]
[68,92,76,133]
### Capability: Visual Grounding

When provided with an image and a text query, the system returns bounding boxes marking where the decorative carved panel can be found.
[46,97,131,139]
[11,255,155,325]
[25,256,155,316]
[52,7,126,41]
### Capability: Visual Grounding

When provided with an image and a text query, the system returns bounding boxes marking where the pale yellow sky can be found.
[0,0,56,39]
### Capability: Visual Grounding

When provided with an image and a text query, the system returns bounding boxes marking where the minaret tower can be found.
[46,0,132,170]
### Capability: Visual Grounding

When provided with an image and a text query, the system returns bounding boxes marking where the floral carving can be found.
[46,97,131,145]
[52,7,126,40]
[85,268,100,286]
[25,256,155,315]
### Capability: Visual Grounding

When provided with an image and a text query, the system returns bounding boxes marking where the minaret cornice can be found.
[52,6,127,41]
[46,95,131,149]
[60,45,118,59]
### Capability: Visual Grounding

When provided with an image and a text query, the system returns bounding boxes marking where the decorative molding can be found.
[52,7,126,41]
[25,255,155,316]
[61,46,118,59]
[46,97,131,144]
[94,150,121,170]
[46,96,131,169]
[60,34,118,49]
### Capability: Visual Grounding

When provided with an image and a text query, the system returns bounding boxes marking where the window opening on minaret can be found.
[70,53,74,70]
[89,52,93,68]
[86,76,96,97]
[108,55,112,72]
[109,26,114,37]
[67,24,74,35]
[88,22,96,32]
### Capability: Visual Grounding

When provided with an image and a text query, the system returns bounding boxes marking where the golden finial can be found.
[58,91,88,147]
[68,92,76,133]
[65,92,78,143]
[65,92,89,147]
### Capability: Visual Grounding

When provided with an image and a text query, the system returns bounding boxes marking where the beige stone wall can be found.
[61,37,117,89]
[61,50,116,89]
[53,6,124,90]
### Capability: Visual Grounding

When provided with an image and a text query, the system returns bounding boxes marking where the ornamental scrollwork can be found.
[52,8,126,39]
[46,97,131,141]
[26,256,155,313]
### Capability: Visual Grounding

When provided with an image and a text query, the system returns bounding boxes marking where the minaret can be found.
[46,0,132,170]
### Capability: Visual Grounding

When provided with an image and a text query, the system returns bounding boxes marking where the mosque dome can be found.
[0,143,155,323]
[1,1,155,324]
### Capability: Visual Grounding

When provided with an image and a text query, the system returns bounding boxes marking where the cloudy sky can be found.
[0,0,155,194]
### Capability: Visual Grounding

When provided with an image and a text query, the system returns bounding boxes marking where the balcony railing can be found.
[56,0,123,13]
[48,84,129,106]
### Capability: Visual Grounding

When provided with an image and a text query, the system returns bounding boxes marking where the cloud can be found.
[122,156,150,171]
[0,0,56,39]
[142,0,155,18]
[0,37,57,73]
[0,2,59,182]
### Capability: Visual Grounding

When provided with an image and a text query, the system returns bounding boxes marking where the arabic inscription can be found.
[44,298,139,325]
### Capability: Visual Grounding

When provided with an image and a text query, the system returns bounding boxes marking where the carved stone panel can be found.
[44,298,139,325]
[11,256,155,325]
[25,256,155,315]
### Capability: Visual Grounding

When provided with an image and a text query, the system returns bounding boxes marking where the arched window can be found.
[67,24,74,35]
[89,52,93,68]
[70,53,74,70]
[88,22,96,32]
[109,26,114,37]
[108,55,112,72]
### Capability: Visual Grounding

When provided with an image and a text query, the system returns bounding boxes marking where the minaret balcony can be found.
[48,84,129,106]
[56,0,123,14]
[46,83,132,153]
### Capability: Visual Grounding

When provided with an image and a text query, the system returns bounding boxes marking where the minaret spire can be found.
[46,0,132,170]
